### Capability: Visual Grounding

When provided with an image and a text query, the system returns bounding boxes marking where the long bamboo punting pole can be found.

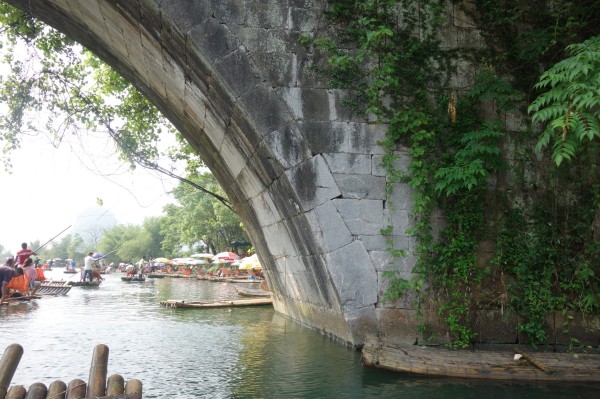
[0,344,23,399]
[66,379,86,399]
[47,380,67,399]
[86,345,109,398]
[24,382,46,399]
[33,225,72,253]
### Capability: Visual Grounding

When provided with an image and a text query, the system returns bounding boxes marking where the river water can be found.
[0,271,597,398]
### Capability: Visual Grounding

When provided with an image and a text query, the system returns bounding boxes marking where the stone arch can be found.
[6,0,406,346]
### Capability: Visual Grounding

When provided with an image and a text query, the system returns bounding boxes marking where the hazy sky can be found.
[0,131,179,252]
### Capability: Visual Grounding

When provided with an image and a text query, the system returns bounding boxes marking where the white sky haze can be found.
[0,132,178,251]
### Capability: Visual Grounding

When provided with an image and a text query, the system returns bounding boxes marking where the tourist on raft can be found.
[0,262,18,303]
[15,242,36,266]
[35,263,47,282]
[6,267,28,297]
[22,257,41,295]
[82,251,95,282]
[3,257,15,268]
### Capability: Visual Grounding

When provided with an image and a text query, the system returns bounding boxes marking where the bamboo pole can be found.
[46,380,67,399]
[24,382,46,399]
[5,385,25,399]
[86,345,108,398]
[65,379,86,399]
[0,344,23,399]
[105,375,124,396]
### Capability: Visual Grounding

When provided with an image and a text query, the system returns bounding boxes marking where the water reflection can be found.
[0,272,597,398]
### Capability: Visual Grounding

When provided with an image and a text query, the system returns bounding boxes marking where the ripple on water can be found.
[2,272,599,398]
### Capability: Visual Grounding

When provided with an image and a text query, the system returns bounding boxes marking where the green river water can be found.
[0,270,597,398]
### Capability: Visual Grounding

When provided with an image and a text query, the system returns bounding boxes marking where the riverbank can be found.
[362,338,600,382]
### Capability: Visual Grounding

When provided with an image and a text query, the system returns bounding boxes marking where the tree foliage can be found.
[529,36,600,166]
[160,172,248,257]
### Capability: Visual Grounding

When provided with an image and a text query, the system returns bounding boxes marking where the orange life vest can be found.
[7,275,29,293]
[36,267,46,281]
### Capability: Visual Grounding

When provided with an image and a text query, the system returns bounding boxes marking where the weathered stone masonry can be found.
[7,0,435,346]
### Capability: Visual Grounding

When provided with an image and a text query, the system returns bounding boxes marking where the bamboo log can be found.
[0,344,23,399]
[105,375,124,396]
[517,351,553,373]
[24,382,46,399]
[5,385,26,399]
[65,379,86,399]
[86,345,108,398]
[123,380,141,397]
[47,380,67,399]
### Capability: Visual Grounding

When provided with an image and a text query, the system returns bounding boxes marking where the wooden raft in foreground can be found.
[0,344,142,399]
[361,341,600,382]
[160,298,272,308]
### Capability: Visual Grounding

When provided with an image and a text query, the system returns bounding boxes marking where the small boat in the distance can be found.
[122,275,146,282]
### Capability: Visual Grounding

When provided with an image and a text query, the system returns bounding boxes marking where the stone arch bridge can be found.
[6,0,431,347]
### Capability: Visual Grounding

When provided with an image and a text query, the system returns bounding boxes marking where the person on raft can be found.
[0,262,17,303]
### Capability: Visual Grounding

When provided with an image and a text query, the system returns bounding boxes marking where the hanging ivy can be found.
[303,0,600,348]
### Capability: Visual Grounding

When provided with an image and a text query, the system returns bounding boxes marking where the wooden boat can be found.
[63,270,78,274]
[160,298,272,308]
[122,276,146,282]
[68,280,101,287]
[37,280,72,295]
[361,340,600,382]
[235,285,271,298]
[147,273,165,278]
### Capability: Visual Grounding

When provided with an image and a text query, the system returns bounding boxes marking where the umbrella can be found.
[190,253,214,259]
[153,257,171,264]
[215,252,240,261]
[92,253,105,260]
[239,254,261,270]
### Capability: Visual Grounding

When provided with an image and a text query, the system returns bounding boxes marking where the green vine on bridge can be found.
[302,0,600,349]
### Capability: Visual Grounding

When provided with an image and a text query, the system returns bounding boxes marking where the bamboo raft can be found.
[67,280,101,287]
[0,296,41,305]
[361,340,600,382]
[37,281,72,296]
[0,344,142,398]
[160,298,272,308]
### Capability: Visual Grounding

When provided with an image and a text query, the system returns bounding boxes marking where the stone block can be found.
[327,241,378,309]
[160,0,211,33]
[211,0,246,25]
[238,83,292,135]
[263,220,300,258]
[551,311,600,347]
[372,152,411,177]
[263,123,311,170]
[376,308,420,345]
[249,190,283,227]
[471,310,518,344]
[386,182,415,210]
[288,7,319,32]
[333,174,386,200]
[324,153,372,175]
[244,0,288,28]
[214,47,262,97]
[300,121,351,153]
[285,155,341,211]
[252,52,297,88]
[304,201,352,252]
[333,199,384,236]
[188,17,240,61]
